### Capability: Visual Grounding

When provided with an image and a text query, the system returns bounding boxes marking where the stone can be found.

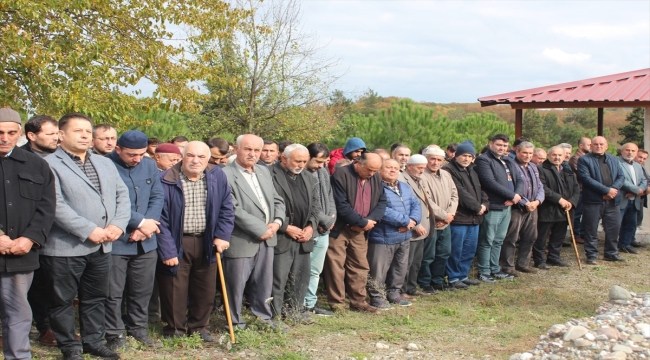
[573,338,592,348]
[636,323,650,338]
[375,342,389,350]
[610,286,632,301]
[602,351,628,360]
[548,324,566,337]
[612,344,633,354]
[406,343,419,351]
[508,355,521,360]
[630,334,645,343]
[585,332,596,341]
[597,327,621,340]
[519,353,533,360]
[563,325,589,341]
[596,334,610,341]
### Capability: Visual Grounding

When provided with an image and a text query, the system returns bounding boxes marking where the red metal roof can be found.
[478,68,650,108]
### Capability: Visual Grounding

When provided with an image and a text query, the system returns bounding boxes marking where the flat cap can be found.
[0,107,21,124]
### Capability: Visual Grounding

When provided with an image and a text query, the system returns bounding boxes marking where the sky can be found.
[297,0,650,103]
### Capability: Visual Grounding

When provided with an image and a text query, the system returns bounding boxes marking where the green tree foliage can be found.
[133,109,191,141]
[563,108,598,128]
[329,99,514,151]
[1,0,244,130]
[196,0,338,138]
[618,107,644,147]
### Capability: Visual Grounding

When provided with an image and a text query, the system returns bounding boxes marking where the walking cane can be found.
[565,210,583,270]
[216,252,236,344]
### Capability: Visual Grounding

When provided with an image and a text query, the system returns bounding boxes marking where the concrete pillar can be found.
[642,107,650,241]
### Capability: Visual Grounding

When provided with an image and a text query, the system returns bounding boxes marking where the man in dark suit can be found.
[270,144,319,324]
[221,134,286,331]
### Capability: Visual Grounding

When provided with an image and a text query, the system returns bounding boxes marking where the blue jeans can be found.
[304,234,329,308]
[417,226,451,286]
[477,208,511,275]
[446,224,479,283]
[618,201,638,249]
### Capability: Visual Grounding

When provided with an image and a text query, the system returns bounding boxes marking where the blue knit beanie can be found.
[455,140,476,157]
[343,137,366,156]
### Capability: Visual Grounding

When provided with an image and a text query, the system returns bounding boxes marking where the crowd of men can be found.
[0,106,648,360]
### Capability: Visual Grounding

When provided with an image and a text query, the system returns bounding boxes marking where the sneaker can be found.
[350,303,380,314]
[387,297,412,307]
[105,335,127,351]
[546,259,569,267]
[461,278,481,286]
[38,329,57,346]
[307,305,333,317]
[515,266,538,274]
[63,349,84,360]
[449,281,469,290]
[534,262,550,270]
[432,282,457,291]
[586,258,597,265]
[502,268,519,277]
[369,300,394,311]
[83,345,120,359]
[477,274,496,283]
[420,285,439,294]
[619,246,638,254]
[491,271,515,280]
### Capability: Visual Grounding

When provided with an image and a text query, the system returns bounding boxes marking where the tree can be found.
[1,0,244,129]
[618,107,644,147]
[197,0,339,138]
[563,108,598,128]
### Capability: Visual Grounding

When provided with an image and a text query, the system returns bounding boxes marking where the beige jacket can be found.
[422,168,458,230]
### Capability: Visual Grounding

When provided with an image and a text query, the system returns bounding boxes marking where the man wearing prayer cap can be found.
[154,143,182,171]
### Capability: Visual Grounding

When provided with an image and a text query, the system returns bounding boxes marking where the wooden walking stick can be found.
[216,253,236,344]
[566,210,583,270]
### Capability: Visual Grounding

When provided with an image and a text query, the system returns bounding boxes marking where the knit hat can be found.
[422,146,445,157]
[455,140,476,157]
[343,137,366,156]
[117,130,148,149]
[0,107,21,124]
[407,154,427,164]
[155,143,182,155]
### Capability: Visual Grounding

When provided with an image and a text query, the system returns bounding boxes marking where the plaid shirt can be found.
[180,171,207,234]
[383,180,401,196]
[65,150,101,192]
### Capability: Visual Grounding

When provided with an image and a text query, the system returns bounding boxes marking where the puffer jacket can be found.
[369,180,421,245]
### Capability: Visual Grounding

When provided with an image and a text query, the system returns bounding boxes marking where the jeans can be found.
[41,250,112,352]
[618,201,639,249]
[583,201,620,259]
[477,208,511,275]
[304,234,329,309]
[446,224,479,283]
[417,226,451,286]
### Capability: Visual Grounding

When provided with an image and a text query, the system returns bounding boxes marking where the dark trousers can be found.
[222,243,274,326]
[324,228,370,308]
[500,208,538,270]
[27,266,50,333]
[157,235,217,335]
[618,202,638,249]
[105,249,157,338]
[148,279,160,323]
[417,226,451,286]
[401,239,426,295]
[41,249,111,352]
[534,221,568,264]
[583,201,620,259]
[367,241,409,304]
[271,241,311,318]
[573,193,585,238]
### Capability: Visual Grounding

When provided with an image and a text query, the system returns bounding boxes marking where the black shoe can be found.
[130,333,160,348]
[586,258,597,265]
[83,345,120,359]
[432,282,456,291]
[603,254,626,262]
[461,278,481,286]
[449,281,469,290]
[619,246,638,254]
[421,285,439,294]
[630,240,647,248]
[308,305,334,317]
[562,242,572,247]
[105,335,127,351]
[198,332,215,343]
[63,349,84,360]
[546,259,569,267]
[534,262,550,270]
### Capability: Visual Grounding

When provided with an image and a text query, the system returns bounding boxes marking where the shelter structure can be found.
[478,68,650,241]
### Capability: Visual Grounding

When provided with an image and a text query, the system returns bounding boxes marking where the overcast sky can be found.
[298,0,650,103]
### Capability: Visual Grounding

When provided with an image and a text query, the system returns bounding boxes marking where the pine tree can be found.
[618,108,645,147]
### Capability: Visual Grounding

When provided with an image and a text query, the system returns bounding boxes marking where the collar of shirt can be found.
[180,169,205,182]
[234,160,255,175]
[64,149,91,163]
[281,166,298,180]
[4,149,13,158]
